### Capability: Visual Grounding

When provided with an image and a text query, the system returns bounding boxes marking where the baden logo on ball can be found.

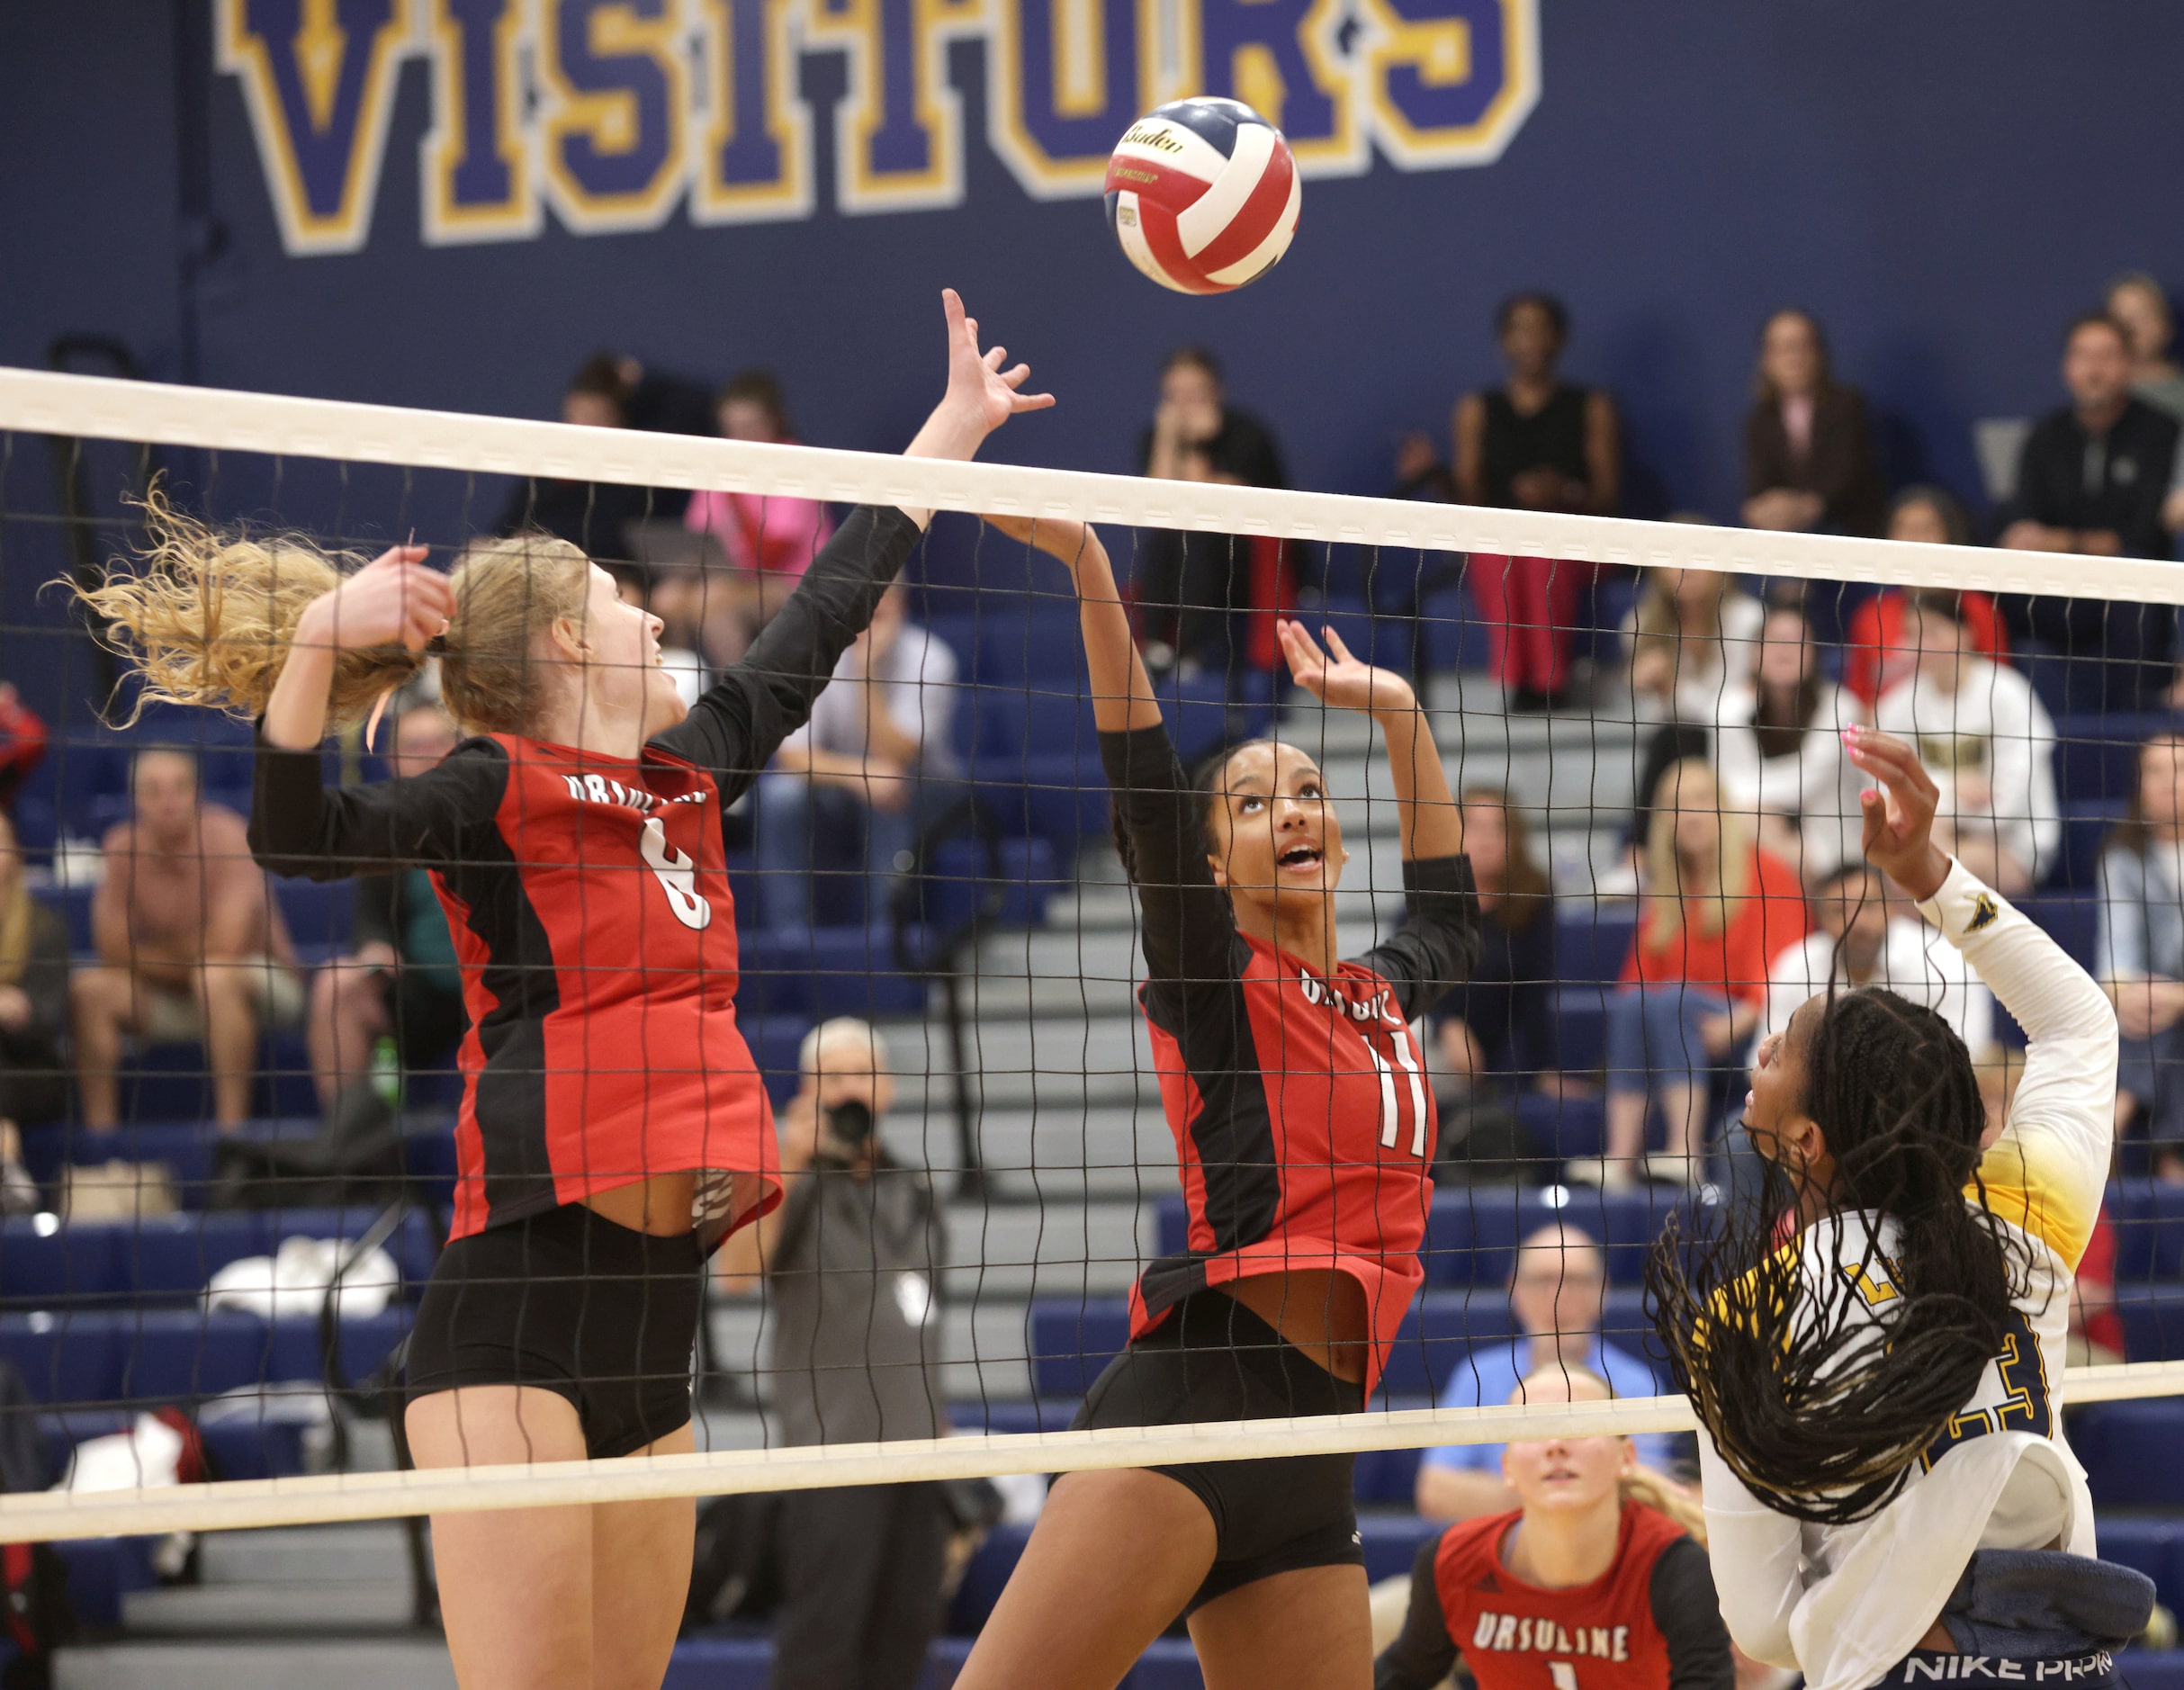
[1104,97,1300,294]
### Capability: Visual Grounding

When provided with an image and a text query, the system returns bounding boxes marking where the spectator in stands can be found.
[306,702,467,1110]
[1740,309,1885,537]
[1628,568,1766,726]
[1134,346,1287,676]
[752,582,961,927]
[2097,730,2184,1182]
[1713,603,1865,882]
[1431,787,1558,1089]
[0,685,48,814]
[1759,861,1991,1056]
[606,563,708,711]
[2108,271,2184,422]
[1414,1223,1674,1521]
[1840,489,2010,707]
[72,748,303,1131]
[1874,591,2060,897]
[715,1020,949,1690]
[1999,312,2181,709]
[1449,292,1622,710]
[0,809,67,1209]
[1587,760,1807,1190]
[683,370,837,663]
[494,354,677,559]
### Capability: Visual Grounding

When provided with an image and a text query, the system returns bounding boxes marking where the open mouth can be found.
[1278,842,1323,874]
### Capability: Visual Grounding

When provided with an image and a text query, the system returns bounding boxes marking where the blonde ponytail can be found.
[78,488,592,738]
[1622,1465,1707,1547]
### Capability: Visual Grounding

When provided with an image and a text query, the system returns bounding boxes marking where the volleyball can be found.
[1103,96,1300,294]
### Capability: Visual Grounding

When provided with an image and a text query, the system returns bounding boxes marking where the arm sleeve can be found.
[1356,856,1484,1026]
[1373,1538,1460,1690]
[650,504,923,803]
[351,872,400,952]
[248,736,507,880]
[1695,1435,1805,1668]
[1649,1534,1739,1690]
[1097,725,1240,993]
[1918,858,2119,1267]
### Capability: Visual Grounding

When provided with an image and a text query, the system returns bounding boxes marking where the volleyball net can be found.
[3,364,2183,1547]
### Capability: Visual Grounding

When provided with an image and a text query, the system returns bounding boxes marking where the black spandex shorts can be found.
[1072,1289,1365,1615]
[407,1202,704,1461]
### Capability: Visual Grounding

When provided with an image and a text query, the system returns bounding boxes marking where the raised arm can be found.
[996,517,1236,991]
[1847,726,2117,1260]
[655,290,1053,795]
[1279,620,1478,1020]
[1372,1537,1460,1690]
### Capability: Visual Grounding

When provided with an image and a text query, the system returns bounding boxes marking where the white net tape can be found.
[4,365,2180,1542]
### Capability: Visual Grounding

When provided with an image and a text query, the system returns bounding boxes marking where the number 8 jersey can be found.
[1101,725,1482,1397]
[250,506,926,1252]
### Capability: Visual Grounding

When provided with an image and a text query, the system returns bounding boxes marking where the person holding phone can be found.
[715,1017,952,1690]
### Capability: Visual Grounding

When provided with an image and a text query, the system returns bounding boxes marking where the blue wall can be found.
[3,3,2182,587]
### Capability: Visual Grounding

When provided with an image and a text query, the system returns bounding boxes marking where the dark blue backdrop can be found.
[4,0,2182,716]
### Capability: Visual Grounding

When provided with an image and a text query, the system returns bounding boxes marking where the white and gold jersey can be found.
[1698,859,2118,1690]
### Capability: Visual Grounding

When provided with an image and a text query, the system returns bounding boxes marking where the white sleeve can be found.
[884,629,957,759]
[1917,858,2117,1267]
[1696,1436,1804,1668]
[1759,940,1812,1054]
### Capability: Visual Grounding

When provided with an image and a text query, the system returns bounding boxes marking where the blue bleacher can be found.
[15,1116,461,1209]
[0,1307,413,1406]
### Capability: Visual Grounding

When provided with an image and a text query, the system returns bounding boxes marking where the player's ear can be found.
[1205,850,1228,888]
[549,614,590,661]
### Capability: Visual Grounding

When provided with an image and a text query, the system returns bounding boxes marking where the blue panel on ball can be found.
[1150,95,1268,158]
[1104,187,1121,229]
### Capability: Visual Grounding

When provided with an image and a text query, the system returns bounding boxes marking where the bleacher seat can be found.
[2075,1403,2184,1512]
[0,1307,412,1407]
[15,1115,461,1211]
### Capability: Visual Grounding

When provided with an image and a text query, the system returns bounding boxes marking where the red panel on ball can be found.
[1187,140,1296,276]
[1135,197,1230,294]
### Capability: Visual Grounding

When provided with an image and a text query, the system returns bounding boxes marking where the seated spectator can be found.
[0,684,48,813]
[1431,787,1558,1090]
[1874,593,2059,896]
[72,748,303,1131]
[2097,730,2184,1181]
[1627,567,1765,726]
[1840,489,2010,706]
[1740,309,1884,536]
[1134,346,1287,675]
[1449,292,1621,710]
[2108,271,2184,422]
[306,703,467,1110]
[1713,602,1865,881]
[494,355,678,559]
[752,584,961,927]
[1414,1223,1675,1522]
[1999,312,2181,709]
[1759,861,1991,1054]
[714,1018,951,1690]
[683,370,837,663]
[0,809,68,1210]
[1588,760,1807,1190]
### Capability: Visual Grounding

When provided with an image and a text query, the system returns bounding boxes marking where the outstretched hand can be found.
[1845,725,1952,903]
[937,287,1054,438]
[980,512,1109,582]
[1276,618,1417,716]
[301,544,450,653]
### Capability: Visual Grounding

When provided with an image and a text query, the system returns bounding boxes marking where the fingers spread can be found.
[983,344,1007,370]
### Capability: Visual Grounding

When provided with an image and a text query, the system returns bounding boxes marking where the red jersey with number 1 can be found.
[1100,725,1481,1397]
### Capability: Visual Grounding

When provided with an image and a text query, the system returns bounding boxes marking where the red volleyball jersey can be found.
[1100,726,1480,1395]
[250,505,923,1247]
[1375,1502,1731,1690]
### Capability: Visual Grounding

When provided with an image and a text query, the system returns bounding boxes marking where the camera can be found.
[822,1099,875,1153]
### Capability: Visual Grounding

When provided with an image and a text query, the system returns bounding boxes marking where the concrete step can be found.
[119,1581,414,1637]
[197,1523,413,1587]
[885,1020,1159,1115]
[57,1640,456,1690]
[878,1105,1178,1199]
[709,1294,1040,1403]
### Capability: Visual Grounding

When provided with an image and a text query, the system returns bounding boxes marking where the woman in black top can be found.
[960,516,1477,1690]
[1740,310,1885,537]
[1453,293,1621,710]
[1434,787,1558,1086]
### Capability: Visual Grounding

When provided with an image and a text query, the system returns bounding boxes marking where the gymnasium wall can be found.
[3,2,2181,614]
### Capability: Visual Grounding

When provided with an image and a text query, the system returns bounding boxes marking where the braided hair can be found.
[1647,984,2030,1525]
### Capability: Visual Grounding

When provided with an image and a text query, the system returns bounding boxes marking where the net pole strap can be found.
[4,1361,2175,1543]
[2,366,2177,604]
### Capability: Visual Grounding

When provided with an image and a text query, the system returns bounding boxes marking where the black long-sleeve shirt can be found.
[2003,399,2180,560]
